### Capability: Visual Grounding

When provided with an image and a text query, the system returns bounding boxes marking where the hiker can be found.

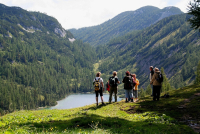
[150,66,154,96]
[109,71,120,103]
[93,72,105,106]
[122,71,134,102]
[106,80,110,92]
[150,68,162,101]
[132,74,139,102]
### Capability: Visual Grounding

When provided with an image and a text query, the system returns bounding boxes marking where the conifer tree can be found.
[145,85,152,95]
[188,0,200,30]
[139,88,146,98]
[160,67,173,93]
[195,61,200,84]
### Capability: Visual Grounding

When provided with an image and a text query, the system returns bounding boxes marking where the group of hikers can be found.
[93,66,163,106]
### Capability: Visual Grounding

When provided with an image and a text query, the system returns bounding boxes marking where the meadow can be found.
[0,84,199,134]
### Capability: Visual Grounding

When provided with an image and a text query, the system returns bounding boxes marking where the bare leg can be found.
[101,96,104,102]
[96,97,98,105]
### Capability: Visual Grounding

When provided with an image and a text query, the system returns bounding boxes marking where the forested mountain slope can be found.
[96,14,200,90]
[70,6,183,46]
[0,4,96,113]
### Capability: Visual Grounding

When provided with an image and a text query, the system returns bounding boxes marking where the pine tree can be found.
[188,0,200,31]
[160,67,173,94]
[145,85,152,95]
[195,61,200,84]
[139,88,146,98]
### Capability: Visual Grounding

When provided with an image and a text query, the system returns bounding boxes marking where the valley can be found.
[0,3,200,115]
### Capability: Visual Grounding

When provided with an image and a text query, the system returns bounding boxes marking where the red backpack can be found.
[106,82,110,92]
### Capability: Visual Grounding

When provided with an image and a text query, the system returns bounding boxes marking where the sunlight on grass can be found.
[0,84,199,133]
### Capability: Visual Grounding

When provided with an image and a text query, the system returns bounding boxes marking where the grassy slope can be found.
[0,85,199,134]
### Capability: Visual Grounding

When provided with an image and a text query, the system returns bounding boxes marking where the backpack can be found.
[106,82,110,92]
[156,73,163,83]
[109,76,117,87]
[126,76,134,89]
[94,78,101,91]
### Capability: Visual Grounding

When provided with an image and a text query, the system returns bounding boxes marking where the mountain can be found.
[95,13,200,90]
[0,3,97,112]
[69,6,183,46]
[0,3,73,38]
[0,3,198,114]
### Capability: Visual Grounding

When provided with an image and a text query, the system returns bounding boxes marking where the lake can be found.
[49,94,123,109]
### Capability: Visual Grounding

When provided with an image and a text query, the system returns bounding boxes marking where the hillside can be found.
[0,4,97,113]
[0,4,73,38]
[70,6,183,46]
[94,13,200,91]
[0,84,199,133]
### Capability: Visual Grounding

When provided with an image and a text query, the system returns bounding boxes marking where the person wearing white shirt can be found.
[93,72,105,106]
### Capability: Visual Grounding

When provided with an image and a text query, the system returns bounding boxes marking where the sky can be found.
[0,0,190,30]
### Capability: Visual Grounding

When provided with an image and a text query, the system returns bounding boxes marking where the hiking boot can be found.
[102,102,105,105]
[96,103,98,106]
[131,99,133,102]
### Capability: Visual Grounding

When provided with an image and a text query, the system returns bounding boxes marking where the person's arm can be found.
[122,77,125,83]
[116,78,120,84]
[132,78,136,84]
[101,82,104,91]
[150,73,151,82]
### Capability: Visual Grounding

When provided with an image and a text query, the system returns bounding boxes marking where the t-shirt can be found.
[93,77,103,87]
[134,79,140,90]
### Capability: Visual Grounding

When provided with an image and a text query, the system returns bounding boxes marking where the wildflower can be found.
[77,125,79,126]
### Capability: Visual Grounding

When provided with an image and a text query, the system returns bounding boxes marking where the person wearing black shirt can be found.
[109,71,120,103]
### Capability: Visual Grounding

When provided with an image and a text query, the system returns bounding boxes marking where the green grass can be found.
[0,84,199,133]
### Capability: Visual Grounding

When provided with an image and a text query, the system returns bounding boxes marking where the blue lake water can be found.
[49,94,123,109]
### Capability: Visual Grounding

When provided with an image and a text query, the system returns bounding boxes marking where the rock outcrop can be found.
[54,28,66,37]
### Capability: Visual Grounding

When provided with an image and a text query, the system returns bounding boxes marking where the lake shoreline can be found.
[46,93,122,110]
[37,91,119,110]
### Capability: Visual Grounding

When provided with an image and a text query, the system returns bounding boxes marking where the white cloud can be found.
[175,0,191,13]
[0,0,189,29]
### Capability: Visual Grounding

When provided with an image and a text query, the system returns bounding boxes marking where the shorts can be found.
[125,89,133,98]
[95,87,103,97]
